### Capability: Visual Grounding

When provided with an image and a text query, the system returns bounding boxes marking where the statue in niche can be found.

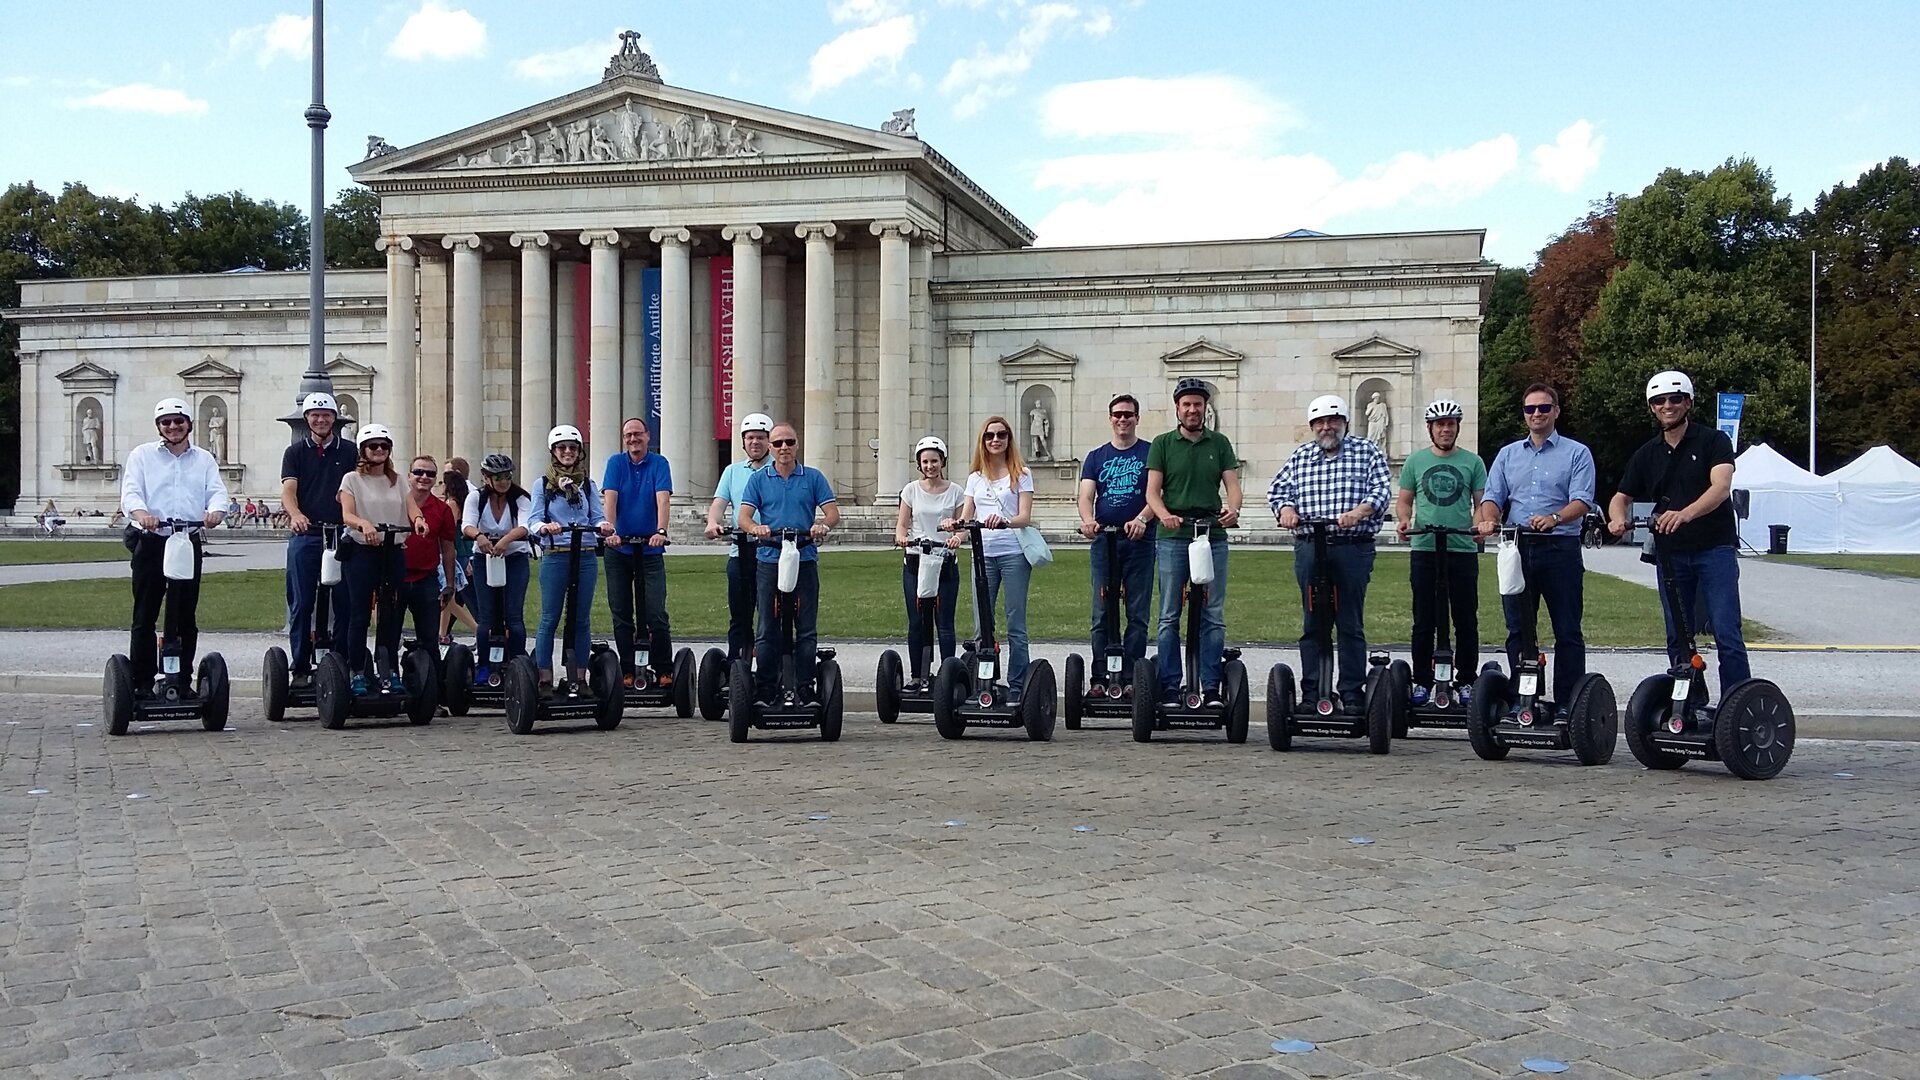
[79,403,101,464]
[1204,401,1218,432]
[204,404,228,464]
[505,129,535,166]
[1028,399,1053,461]
[589,119,617,161]
[1365,391,1390,448]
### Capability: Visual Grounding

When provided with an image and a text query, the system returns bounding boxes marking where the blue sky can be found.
[3,1,1913,266]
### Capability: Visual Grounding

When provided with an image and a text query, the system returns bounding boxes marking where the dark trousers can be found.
[605,548,672,675]
[471,553,530,667]
[901,555,960,680]
[1294,539,1376,702]
[726,556,756,660]
[1410,547,1480,687]
[1089,534,1155,682]
[754,560,820,699]
[1501,534,1585,704]
[129,532,202,686]
[400,575,442,676]
[341,542,406,678]
[286,531,350,675]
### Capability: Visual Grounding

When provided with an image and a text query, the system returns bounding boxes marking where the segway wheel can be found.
[1714,678,1795,780]
[1129,657,1155,743]
[1222,659,1248,744]
[1364,665,1393,756]
[315,653,352,730]
[875,649,903,725]
[104,655,135,736]
[669,648,695,717]
[1266,664,1294,751]
[818,658,844,742]
[1624,674,1688,771]
[1021,660,1057,742]
[262,646,290,724]
[1388,659,1412,739]
[591,649,625,730]
[1567,673,1618,766]
[728,657,753,743]
[932,657,968,741]
[442,644,474,717]
[698,648,727,722]
[1467,670,1510,761]
[1063,653,1085,730]
[403,647,438,725]
[197,654,231,731]
[503,657,540,735]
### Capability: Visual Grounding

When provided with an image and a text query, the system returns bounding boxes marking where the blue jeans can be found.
[286,531,350,674]
[1501,534,1585,704]
[1089,533,1155,682]
[755,559,820,699]
[1155,534,1228,696]
[980,553,1033,691]
[1294,539,1376,702]
[1657,545,1750,695]
[471,552,529,668]
[902,555,961,680]
[536,545,599,673]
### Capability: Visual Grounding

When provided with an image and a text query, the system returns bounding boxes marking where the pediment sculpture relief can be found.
[444,101,763,169]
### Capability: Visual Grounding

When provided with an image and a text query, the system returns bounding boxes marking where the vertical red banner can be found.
[711,257,734,440]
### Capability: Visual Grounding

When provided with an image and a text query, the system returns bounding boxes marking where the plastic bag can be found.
[1188,534,1214,585]
[162,531,196,581]
[1016,526,1053,567]
[1496,533,1524,596]
[320,542,344,586]
[485,551,506,588]
[777,538,801,593]
[915,549,943,599]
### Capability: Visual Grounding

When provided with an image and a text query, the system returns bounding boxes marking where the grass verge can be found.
[0,539,131,565]
[1765,553,1920,580]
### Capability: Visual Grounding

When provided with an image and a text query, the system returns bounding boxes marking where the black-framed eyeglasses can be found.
[771,438,797,447]
[984,430,1011,440]
[1522,403,1555,415]
[411,468,438,478]
[1110,411,1137,420]
[1648,393,1689,408]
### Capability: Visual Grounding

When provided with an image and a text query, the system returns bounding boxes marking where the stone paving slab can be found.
[2,692,1916,1079]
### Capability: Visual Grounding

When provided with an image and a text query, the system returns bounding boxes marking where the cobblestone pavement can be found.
[3,694,1916,1080]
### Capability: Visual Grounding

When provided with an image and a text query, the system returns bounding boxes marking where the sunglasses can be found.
[158,417,190,427]
[411,468,438,478]
[1522,403,1555,415]
[487,472,513,480]
[984,430,1011,440]
[771,438,797,447]
[1110,411,1137,420]
[363,442,392,452]
[1648,393,1689,408]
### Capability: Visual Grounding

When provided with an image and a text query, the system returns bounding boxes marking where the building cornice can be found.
[930,268,1494,303]
[4,296,387,325]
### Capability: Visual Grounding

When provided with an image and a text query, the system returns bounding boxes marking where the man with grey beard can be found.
[1267,395,1392,712]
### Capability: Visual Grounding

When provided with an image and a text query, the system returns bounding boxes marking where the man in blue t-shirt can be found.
[600,418,674,686]
[704,413,774,661]
[740,422,841,703]
[1076,393,1156,696]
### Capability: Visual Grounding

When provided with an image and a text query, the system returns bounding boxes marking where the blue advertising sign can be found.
[643,267,662,440]
[1716,392,1745,450]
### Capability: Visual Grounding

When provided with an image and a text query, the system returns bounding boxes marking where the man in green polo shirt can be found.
[1143,377,1243,706]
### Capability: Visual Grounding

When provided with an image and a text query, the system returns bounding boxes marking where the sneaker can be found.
[655,673,674,689]
[1202,687,1225,709]
[1456,684,1473,707]
[1007,689,1023,708]
[1409,684,1431,707]
[537,681,554,698]
[388,673,405,694]
[1087,683,1108,699]
[1119,683,1134,699]
[474,665,491,686]
[439,634,454,647]
[350,674,368,695]
[622,673,636,689]
[1341,694,1365,714]
[1554,703,1571,722]
[290,672,311,689]
[1161,691,1182,709]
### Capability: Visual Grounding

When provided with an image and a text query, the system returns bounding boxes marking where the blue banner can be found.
[643,266,662,441]
[1716,392,1745,450]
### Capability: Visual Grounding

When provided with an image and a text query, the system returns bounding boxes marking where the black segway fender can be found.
[1021,660,1057,742]
[670,648,695,717]
[197,654,231,731]
[1129,657,1155,743]
[1388,659,1412,738]
[875,649,903,725]
[442,643,474,716]
[591,649,625,730]
[503,656,540,735]
[1363,663,1393,755]
[1566,672,1618,766]
[818,658,844,742]
[262,646,291,723]
[316,653,353,730]
[1624,674,1688,770]
[104,655,135,736]
[932,656,968,741]
[402,647,437,725]
[1467,670,1510,761]
[728,657,753,742]
[1063,653,1084,730]
[1222,659,1249,744]
[698,648,728,722]
[1715,678,1795,780]
[1265,664,1294,751]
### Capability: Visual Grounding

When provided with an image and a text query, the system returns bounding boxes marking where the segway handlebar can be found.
[1408,524,1478,538]
[903,534,949,555]
[142,518,206,535]
[537,522,609,551]
[945,518,1006,531]
[613,534,670,549]
[755,527,818,549]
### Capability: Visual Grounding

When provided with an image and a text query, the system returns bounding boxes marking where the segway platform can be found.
[728,651,845,740]
[501,649,625,734]
[1468,657,1617,765]
[104,654,232,735]
[1130,651,1250,740]
[315,643,439,729]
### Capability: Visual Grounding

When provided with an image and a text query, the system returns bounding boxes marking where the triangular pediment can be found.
[1333,335,1421,363]
[998,341,1078,382]
[55,360,117,385]
[352,78,925,180]
[1159,339,1246,368]
[326,354,377,378]
[178,357,243,382]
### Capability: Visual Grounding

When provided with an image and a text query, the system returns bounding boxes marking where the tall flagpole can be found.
[1809,248,1817,473]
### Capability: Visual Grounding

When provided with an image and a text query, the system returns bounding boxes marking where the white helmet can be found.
[548,424,583,449]
[1646,370,1694,401]
[740,413,775,435]
[356,423,393,446]
[300,392,339,415]
[153,397,192,424]
[1424,399,1464,423]
[914,436,948,459]
[1307,395,1348,423]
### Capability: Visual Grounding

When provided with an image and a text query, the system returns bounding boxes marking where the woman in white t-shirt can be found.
[944,416,1039,699]
[895,436,966,685]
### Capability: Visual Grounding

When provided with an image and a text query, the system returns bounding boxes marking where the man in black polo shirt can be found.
[280,392,358,686]
[1606,370,1748,694]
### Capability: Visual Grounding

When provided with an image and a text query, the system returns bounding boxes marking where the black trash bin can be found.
[1768,524,1791,555]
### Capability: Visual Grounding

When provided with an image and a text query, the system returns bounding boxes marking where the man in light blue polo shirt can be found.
[740,422,841,704]
[705,412,774,662]
[1474,382,1596,707]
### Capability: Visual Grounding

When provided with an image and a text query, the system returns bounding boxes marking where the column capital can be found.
[509,231,551,250]
[795,222,840,242]
[721,224,765,244]
[440,234,485,253]
[580,229,624,249]
[869,220,918,240]
[374,235,416,253]
[650,226,692,247]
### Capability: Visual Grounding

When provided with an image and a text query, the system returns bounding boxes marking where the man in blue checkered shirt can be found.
[1267,394,1392,711]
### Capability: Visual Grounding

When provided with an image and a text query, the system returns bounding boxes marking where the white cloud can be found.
[942,2,1112,118]
[229,14,311,66]
[831,0,904,22]
[69,83,208,117]
[512,32,624,81]
[1531,119,1603,192]
[388,0,487,62]
[805,15,916,96]
[1029,76,1519,246]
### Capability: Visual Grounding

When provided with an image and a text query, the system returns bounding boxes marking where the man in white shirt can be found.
[120,398,228,691]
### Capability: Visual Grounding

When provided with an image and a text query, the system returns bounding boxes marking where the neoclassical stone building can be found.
[11,35,1494,522]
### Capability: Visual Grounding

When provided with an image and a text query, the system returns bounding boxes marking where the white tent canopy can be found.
[1732,443,1920,554]
[1827,446,1920,553]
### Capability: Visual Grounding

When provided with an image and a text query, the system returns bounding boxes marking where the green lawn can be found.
[0,548,1733,647]
[0,539,131,565]
[1766,553,1920,580]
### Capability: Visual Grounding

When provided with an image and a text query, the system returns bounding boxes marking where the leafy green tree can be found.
[164,191,307,273]
[323,187,384,269]
[1476,265,1532,453]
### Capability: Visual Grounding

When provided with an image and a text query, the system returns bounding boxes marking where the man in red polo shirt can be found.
[403,455,459,672]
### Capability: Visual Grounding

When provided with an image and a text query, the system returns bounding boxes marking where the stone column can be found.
[621,259,644,422]
[722,225,765,433]
[947,332,973,449]
[761,251,788,424]
[377,236,418,457]
[510,232,552,477]
[443,234,485,467]
[795,223,838,471]
[872,221,915,500]
[554,259,578,427]
[651,227,692,495]
[583,230,623,456]
[17,351,38,510]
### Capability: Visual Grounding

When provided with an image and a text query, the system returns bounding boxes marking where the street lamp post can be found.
[281,0,339,441]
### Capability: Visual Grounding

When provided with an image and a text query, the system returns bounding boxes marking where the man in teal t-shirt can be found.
[1392,399,1488,705]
